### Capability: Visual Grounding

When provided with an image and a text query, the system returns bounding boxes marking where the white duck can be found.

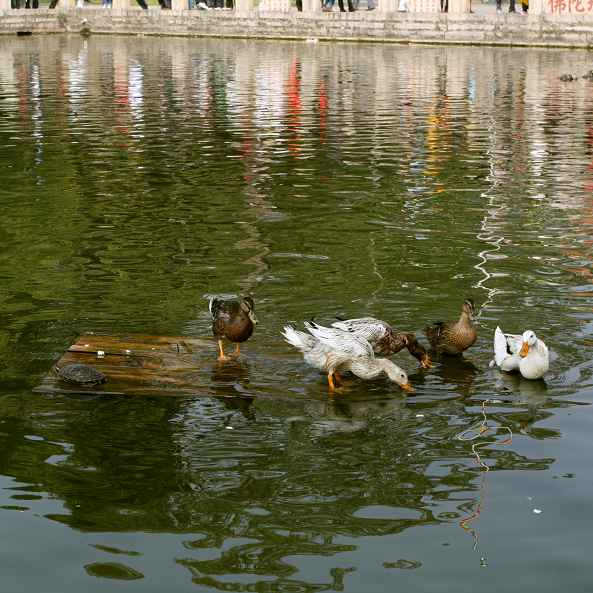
[491,326,549,380]
[282,321,414,393]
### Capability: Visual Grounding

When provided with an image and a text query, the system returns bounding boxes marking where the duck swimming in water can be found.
[331,317,432,368]
[209,295,257,361]
[282,321,414,393]
[424,299,477,355]
[490,326,549,380]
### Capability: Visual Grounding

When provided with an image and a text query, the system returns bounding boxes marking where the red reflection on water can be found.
[318,77,328,144]
[286,58,302,156]
[113,57,130,142]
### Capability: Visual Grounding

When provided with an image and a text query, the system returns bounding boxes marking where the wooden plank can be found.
[33,334,249,399]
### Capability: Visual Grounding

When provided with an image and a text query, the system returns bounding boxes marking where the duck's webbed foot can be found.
[420,354,432,369]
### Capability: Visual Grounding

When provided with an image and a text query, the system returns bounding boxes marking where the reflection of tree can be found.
[0,388,560,590]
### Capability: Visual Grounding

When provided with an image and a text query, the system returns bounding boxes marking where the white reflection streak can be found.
[30,63,43,168]
[192,58,210,117]
[67,43,88,114]
[0,51,16,96]
[128,60,144,130]
[473,117,504,319]
[254,63,285,136]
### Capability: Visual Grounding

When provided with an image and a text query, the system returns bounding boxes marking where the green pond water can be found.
[0,34,592,593]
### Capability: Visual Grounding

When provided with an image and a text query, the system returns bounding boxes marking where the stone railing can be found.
[0,0,574,19]
[0,0,468,13]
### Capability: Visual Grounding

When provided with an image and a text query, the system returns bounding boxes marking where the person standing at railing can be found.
[322,0,356,11]
[497,0,527,12]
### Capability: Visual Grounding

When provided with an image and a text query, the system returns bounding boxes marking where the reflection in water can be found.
[0,36,591,593]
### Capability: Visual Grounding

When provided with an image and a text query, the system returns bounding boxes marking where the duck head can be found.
[462,298,476,322]
[381,359,414,393]
[240,296,258,325]
[519,330,538,357]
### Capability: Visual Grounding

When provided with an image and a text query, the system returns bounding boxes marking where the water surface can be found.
[0,35,592,593]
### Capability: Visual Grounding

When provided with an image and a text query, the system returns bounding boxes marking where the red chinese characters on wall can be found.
[548,0,593,13]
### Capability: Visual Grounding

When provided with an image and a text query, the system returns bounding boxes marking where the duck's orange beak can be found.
[519,342,529,357]
[401,383,415,393]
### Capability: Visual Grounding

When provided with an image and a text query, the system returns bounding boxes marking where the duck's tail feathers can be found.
[493,326,508,367]
[282,325,315,352]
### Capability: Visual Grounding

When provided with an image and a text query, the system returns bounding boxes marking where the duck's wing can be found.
[504,332,524,356]
[536,338,549,358]
[493,326,522,370]
[209,296,239,321]
[305,322,374,358]
[424,320,446,347]
[531,337,549,364]
[331,317,388,344]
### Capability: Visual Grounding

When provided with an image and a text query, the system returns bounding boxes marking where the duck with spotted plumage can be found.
[331,317,432,369]
[424,298,477,356]
[209,295,257,361]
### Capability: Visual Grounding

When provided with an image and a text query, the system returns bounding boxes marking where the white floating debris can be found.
[97,350,105,358]
[533,508,542,514]
[125,349,131,355]
[415,414,425,418]
[225,426,234,430]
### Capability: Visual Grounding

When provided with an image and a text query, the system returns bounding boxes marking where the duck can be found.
[424,299,477,355]
[282,321,414,393]
[331,317,432,369]
[490,326,549,380]
[209,295,257,361]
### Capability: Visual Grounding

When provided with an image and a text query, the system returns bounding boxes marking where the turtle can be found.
[56,363,107,385]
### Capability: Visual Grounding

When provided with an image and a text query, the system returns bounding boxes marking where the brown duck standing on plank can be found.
[209,295,257,361]
[331,317,432,369]
[424,298,477,356]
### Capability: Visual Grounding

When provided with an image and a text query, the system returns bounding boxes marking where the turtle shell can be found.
[56,363,107,385]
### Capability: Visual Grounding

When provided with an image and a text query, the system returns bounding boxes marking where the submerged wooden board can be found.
[33,334,250,398]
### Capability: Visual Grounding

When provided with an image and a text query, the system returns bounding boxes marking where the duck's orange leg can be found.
[217,339,229,362]
[230,343,241,359]
[327,372,340,391]
[327,373,335,390]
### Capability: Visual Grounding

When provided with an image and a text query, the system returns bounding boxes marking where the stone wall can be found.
[1,8,593,47]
